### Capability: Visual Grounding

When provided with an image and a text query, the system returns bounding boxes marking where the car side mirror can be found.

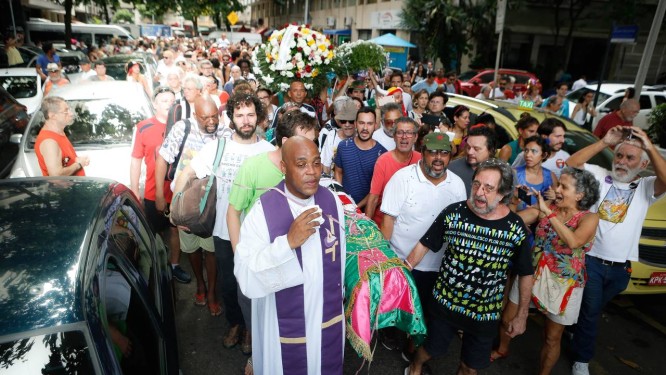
[10,133,22,144]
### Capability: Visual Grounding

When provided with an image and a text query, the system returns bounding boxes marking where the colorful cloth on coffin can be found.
[342,208,427,360]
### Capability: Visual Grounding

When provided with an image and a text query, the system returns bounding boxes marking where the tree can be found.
[112,9,134,24]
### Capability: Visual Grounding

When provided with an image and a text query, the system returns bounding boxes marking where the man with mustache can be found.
[234,136,346,375]
[449,126,497,196]
[379,132,466,354]
[320,98,358,175]
[566,126,666,375]
[333,107,387,208]
[404,159,533,375]
[512,118,570,178]
[176,93,274,349]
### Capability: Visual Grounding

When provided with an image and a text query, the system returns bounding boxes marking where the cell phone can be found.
[621,127,633,140]
[517,187,532,205]
[421,114,441,127]
[377,95,395,107]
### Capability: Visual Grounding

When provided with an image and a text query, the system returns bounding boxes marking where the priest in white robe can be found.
[235,136,346,375]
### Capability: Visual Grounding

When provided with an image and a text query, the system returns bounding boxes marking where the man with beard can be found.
[158,97,226,308]
[404,159,533,375]
[334,107,387,208]
[321,98,358,175]
[379,132,465,353]
[566,126,666,375]
[365,116,422,226]
[372,103,402,151]
[593,99,640,139]
[234,137,346,375]
[512,118,570,178]
[179,93,274,349]
[449,126,497,196]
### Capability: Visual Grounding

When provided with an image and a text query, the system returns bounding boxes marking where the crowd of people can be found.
[29,33,666,375]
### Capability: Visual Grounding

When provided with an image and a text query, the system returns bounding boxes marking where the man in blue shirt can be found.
[411,72,439,94]
[36,42,61,82]
[334,106,387,208]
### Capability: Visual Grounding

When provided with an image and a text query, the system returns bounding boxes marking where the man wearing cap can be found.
[321,98,359,176]
[449,126,497,196]
[89,61,115,81]
[43,63,70,96]
[348,80,368,105]
[404,158,533,375]
[380,132,465,348]
[79,57,97,81]
[334,107,387,208]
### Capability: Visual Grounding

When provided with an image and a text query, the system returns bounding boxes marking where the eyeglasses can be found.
[257,95,270,100]
[384,119,396,126]
[395,130,416,138]
[425,149,449,157]
[471,181,497,193]
[338,119,354,124]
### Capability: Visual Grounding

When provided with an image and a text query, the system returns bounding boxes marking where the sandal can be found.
[194,292,207,306]
[490,350,509,362]
[208,302,223,316]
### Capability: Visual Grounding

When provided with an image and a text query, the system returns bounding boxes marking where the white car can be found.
[9,81,152,189]
[0,67,43,116]
[566,83,666,130]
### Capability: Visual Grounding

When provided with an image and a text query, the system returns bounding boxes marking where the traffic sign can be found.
[611,25,638,44]
[495,0,507,34]
[227,12,238,26]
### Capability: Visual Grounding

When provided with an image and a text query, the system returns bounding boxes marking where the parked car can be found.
[0,177,179,374]
[565,83,666,131]
[9,81,152,189]
[458,68,540,97]
[447,94,666,294]
[0,85,29,177]
[0,67,43,116]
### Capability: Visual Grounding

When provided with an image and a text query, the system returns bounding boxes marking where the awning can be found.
[323,29,351,36]
[368,33,416,48]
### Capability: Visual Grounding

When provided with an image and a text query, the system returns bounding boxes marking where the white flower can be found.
[263,76,274,84]
[296,61,305,70]
[290,41,296,49]
[285,62,294,70]
[286,71,294,78]
[253,67,261,75]
[279,83,290,91]
[304,83,313,90]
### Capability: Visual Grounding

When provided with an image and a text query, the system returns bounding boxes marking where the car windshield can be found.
[0,330,95,373]
[27,97,149,149]
[563,131,614,170]
[458,70,478,81]
[567,88,611,104]
[0,76,38,99]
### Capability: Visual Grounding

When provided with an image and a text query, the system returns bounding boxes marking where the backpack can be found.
[165,119,191,181]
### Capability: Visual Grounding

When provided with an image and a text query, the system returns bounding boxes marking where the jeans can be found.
[214,237,244,326]
[572,255,631,363]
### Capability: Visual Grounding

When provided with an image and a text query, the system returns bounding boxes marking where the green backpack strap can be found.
[199,137,226,214]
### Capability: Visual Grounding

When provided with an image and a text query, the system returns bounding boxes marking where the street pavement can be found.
[174,256,666,375]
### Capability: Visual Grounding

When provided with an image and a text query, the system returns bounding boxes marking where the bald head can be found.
[194,96,219,134]
[281,136,322,199]
[620,99,640,122]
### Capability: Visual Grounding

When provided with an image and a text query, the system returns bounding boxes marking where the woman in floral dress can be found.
[491,167,600,375]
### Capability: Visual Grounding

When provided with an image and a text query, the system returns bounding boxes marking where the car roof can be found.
[583,83,655,95]
[100,54,151,64]
[0,178,118,337]
[0,67,39,76]
[44,80,146,100]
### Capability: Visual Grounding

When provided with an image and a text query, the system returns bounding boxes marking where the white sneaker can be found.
[572,362,590,375]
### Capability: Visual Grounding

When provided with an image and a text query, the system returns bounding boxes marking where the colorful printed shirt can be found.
[533,205,594,288]
[419,201,533,336]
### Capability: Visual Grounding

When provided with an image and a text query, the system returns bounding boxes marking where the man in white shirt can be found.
[572,75,587,91]
[78,58,96,80]
[566,125,666,375]
[155,50,175,86]
[320,98,358,175]
[512,118,570,178]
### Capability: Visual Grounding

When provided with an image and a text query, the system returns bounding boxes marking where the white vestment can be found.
[234,187,346,375]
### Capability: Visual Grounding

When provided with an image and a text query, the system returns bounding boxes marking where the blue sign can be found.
[611,25,638,44]
[140,25,172,38]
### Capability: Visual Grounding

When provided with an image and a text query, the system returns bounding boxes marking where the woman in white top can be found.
[571,91,597,126]
[126,61,151,97]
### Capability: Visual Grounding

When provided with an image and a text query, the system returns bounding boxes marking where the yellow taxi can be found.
[446,94,666,294]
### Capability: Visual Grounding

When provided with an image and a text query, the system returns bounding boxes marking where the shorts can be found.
[411,270,439,315]
[508,275,584,326]
[179,230,215,253]
[143,199,172,234]
[423,298,494,370]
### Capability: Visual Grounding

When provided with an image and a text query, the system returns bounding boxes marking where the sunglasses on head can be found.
[338,119,354,124]
[153,86,175,99]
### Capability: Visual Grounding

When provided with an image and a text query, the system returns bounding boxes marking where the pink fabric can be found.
[378,268,415,315]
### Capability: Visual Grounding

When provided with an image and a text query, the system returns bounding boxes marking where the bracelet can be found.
[404,259,414,270]
[546,212,557,220]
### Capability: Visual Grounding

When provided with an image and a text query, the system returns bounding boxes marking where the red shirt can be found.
[368,150,422,225]
[131,117,172,201]
[35,129,84,176]
[594,111,632,139]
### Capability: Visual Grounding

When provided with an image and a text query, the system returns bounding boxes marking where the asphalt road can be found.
[173,256,666,375]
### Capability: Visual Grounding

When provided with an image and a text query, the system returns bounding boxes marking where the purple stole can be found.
[259,181,343,375]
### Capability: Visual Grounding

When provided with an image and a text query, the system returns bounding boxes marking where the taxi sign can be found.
[519,100,534,110]
[227,12,238,26]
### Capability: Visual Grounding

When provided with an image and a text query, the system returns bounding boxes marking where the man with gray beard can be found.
[404,159,533,375]
[566,125,666,375]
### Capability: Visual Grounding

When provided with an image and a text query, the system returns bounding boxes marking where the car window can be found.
[26,97,149,149]
[563,131,614,170]
[479,73,494,83]
[458,70,477,81]
[567,88,611,105]
[656,95,666,106]
[513,75,530,85]
[0,75,38,99]
[104,63,146,81]
[639,95,652,110]
[0,330,95,373]
[101,258,162,374]
[605,96,623,111]
[95,34,115,47]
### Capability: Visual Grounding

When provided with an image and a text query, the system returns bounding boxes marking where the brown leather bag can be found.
[170,138,226,237]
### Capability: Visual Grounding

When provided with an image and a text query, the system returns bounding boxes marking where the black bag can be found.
[165,119,191,181]
[170,138,226,237]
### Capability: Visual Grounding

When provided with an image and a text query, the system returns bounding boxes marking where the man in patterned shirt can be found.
[404,159,533,375]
